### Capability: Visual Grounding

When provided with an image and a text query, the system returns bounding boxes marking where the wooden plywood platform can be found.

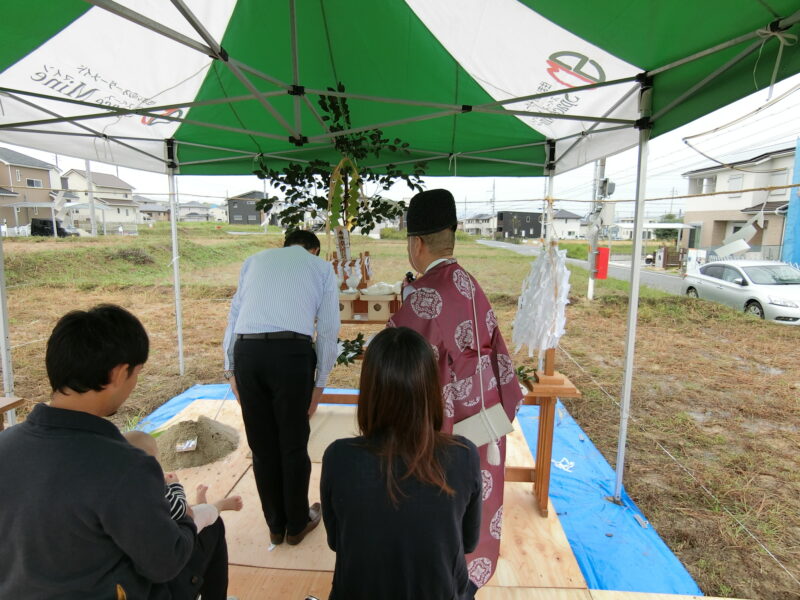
[166,399,674,600]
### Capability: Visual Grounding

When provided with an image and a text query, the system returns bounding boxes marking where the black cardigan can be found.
[321,435,482,600]
[0,404,196,599]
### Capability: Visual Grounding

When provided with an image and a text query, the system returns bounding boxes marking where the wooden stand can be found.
[520,348,581,517]
[0,396,24,431]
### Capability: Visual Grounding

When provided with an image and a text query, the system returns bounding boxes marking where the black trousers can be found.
[234,337,316,537]
[168,518,229,600]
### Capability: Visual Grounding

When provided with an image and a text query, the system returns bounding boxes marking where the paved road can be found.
[476,240,685,295]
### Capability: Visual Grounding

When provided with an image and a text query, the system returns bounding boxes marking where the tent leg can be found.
[613,83,652,501]
[0,235,16,426]
[86,160,97,236]
[168,168,186,376]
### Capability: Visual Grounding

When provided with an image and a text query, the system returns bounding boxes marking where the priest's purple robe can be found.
[389,259,523,588]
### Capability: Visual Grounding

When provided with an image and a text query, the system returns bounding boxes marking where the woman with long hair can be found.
[320,326,482,600]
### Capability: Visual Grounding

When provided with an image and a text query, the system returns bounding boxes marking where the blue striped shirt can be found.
[223,245,340,387]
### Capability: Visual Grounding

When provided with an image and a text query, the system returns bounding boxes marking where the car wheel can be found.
[745,301,765,319]
[686,287,699,298]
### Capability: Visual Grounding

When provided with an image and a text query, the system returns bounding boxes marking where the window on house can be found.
[247,215,257,222]
[117,208,121,214]
[702,177,716,194]
[15,169,21,182]
[125,209,129,216]
[233,202,238,209]
[26,178,43,188]
[526,216,530,223]
[233,215,243,221]
[247,200,256,205]
[769,169,788,196]
[34,207,39,215]
[727,174,743,197]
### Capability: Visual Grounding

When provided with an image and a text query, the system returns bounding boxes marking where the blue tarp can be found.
[138,384,702,594]
[517,403,702,595]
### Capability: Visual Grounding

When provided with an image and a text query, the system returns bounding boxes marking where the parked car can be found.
[682,260,800,324]
[30,218,79,238]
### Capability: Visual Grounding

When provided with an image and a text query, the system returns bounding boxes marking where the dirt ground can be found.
[3,233,799,599]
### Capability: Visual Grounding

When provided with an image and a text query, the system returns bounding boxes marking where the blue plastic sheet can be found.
[517,403,702,594]
[137,385,701,593]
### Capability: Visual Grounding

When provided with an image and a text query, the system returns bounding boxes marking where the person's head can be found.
[46,304,149,415]
[405,189,457,272]
[357,327,455,504]
[124,430,159,459]
[284,229,321,255]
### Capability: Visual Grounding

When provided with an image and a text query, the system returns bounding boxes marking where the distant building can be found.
[227,191,265,225]
[550,209,582,239]
[133,195,170,223]
[496,211,541,238]
[681,146,792,258]
[208,205,227,222]
[178,201,212,222]
[463,213,497,237]
[0,146,59,230]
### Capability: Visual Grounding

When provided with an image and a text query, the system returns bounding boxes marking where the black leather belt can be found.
[237,331,311,341]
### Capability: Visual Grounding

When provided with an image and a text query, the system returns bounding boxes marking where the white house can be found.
[209,205,227,222]
[64,169,139,229]
[463,213,496,237]
[179,201,212,222]
[550,209,582,239]
[134,195,170,222]
[681,146,793,257]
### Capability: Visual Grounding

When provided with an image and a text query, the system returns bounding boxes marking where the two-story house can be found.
[550,209,583,239]
[681,146,793,257]
[178,201,213,222]
[0,146,59,232]
[463,213,497,237]
[133,195,170,223]
[227,191,265,225]
[64,169,140,229]
[496,210,542,239]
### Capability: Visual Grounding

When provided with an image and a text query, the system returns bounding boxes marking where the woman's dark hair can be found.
[357,327,456,504]
[46,304,149,394]
[284,230,320,251]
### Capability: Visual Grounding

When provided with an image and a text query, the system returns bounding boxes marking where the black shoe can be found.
[286,503,321,546]
[269,530,285,545]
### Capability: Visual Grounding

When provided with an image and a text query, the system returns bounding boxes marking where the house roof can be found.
[65,169,134,190]
[682,146,795,177]
[49,190,79,200]
[467,213,492,220]
[98,197,139,207]
[0,146,57,171]
[230,190,265,200]
[0,186,19,197]
[554,209,581,220]
[180,201,210,209]
[742,201,789,214]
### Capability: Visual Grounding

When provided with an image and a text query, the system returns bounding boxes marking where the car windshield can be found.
[742,265,800,285]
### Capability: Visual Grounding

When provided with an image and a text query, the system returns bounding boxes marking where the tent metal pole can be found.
[50,209,57,239]
[2,91,168,165]
[614,81,653,502]
[307,109,461,143]
[87,0,214,56]
[0,234,16,427]
[166,158,186,376]
[652,38,764,122]
[475,107,635,126]
[303,87,465,111]
[554,85,640,167]
[85,160,98,237]
[290,0,301,134]
[302,95,329,132]
[456,155,546,168]
[1,128,167,142]
[650,9,800,76]
[553,124,631,144]
[477,76,640,109]
[0,87,277,128]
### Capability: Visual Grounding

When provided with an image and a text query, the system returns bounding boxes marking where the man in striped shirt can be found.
[223,230,340,546]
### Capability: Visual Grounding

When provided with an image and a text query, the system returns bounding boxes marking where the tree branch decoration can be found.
[254,83,427,234]
[337,333,366,365]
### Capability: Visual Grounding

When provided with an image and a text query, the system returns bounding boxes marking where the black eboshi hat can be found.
[406,189,458,236]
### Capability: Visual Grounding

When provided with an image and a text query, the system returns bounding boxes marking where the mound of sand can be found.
[156,415,239,470]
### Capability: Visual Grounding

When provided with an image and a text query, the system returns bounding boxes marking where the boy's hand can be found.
[165,472,180,484]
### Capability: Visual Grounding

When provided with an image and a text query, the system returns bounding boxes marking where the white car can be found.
[682,260,800,324]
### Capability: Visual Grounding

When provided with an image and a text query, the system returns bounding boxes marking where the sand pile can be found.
[156,415,239,470]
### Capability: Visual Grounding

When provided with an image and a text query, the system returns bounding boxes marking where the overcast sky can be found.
[3,73,800,222]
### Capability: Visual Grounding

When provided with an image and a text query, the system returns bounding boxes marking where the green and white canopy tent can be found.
[1,0,799,496]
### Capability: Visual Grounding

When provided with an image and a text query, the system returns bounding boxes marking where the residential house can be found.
[611,216,658,241]
[64,168,139,230]
[178,201,212,222]
[463,213,497,237]
[227,191,265,225]
[551,209,582,239]
[133,195,170,222]
[209,205,227,222]
[0,146,59,231]
[681,146,793,258]
[496,210,542,238]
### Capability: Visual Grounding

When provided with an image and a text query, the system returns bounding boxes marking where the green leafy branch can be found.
[337,333,366,365]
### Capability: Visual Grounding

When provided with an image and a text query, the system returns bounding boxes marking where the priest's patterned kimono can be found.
[388,258,523,590]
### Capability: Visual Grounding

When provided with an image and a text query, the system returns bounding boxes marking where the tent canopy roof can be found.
[1,1,799,177]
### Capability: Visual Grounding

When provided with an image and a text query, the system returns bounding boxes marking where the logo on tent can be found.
[546,51,606,88]
[141,108,184,126]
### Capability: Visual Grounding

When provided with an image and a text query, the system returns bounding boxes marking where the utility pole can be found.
[85,159,97,236]
[587,159,605,301]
